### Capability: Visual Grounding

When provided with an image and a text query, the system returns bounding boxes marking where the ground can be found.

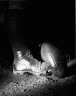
[0,70,76,96]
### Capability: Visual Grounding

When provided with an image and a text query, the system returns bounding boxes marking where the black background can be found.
[0,1,74,65]
[0,1,75,96]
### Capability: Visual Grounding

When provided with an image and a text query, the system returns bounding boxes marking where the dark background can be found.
[0,1,74,68]
[0,1,75,96]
